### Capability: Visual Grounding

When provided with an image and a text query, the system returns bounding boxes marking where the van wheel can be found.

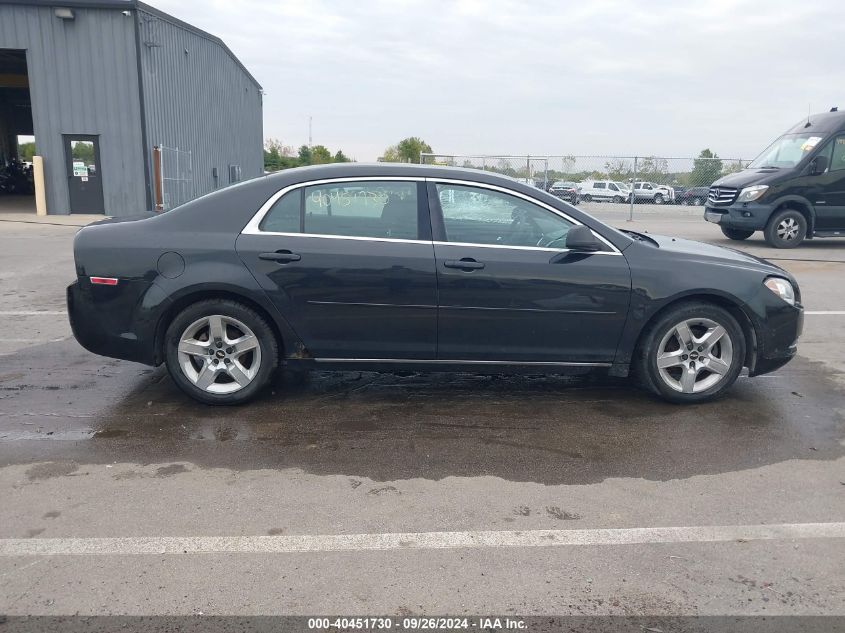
[164,299,278,405]
[764,209,807,248]
[635,302,745,404]
[612,195,623,203]
[721,227,754,241]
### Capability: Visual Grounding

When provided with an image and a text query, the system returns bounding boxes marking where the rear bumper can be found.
[67,279,167,366]
[703,202,775,230]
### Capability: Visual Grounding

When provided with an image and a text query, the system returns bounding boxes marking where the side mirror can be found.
[565,225,602,252]
[810,155,829,176]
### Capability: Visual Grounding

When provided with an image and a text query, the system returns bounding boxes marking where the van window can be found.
[609,183,619,191]
[831,137,845,172]
[594,182,606,189]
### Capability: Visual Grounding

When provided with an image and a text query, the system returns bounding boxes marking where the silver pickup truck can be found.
[632,181,675,205]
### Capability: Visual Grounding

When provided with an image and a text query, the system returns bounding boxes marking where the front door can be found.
[236,179,437,359]
[813,134,845,230]
[64,135,104,214]
[431,182,631,363]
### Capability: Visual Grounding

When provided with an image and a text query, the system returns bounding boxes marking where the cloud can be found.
[152,0,845,160]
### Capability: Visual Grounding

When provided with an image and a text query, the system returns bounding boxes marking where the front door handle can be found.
[444,258,485,271]
[259,250,301,263]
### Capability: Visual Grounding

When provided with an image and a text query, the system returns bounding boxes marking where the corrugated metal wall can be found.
[137,9,263,205]
[0,4,148,215]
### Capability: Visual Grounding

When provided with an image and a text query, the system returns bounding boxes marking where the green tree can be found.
[690,149,723,186]
[17,141,36,162]
[637,156,669,183]
[604,158,633,181]
[334,150,351,163]
[381,137,432,163]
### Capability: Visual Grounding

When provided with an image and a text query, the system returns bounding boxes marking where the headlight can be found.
[737,185,769,202]
[764,277,795,306]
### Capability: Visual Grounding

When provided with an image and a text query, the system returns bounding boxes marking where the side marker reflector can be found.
[90,277,118,286]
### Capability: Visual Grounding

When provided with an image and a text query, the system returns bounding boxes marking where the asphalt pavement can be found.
[0,209,843,620]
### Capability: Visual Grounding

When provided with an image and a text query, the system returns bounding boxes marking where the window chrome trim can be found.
[242,176,426,236]
[313,358,612,367]
[241,175,622,255]
[429,178,622,255]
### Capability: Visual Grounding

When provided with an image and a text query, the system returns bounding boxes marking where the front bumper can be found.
[749,303,803,377]
[704,201,775,230]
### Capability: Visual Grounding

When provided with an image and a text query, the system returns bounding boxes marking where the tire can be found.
[764,209,807,249]
[582,194,592,202]
[680,199,689,206]
[654,193,664,205]
[635,301,745,404]
[692,196,704,206]
[612,195,623,203]
[720,227,754,241]
[164,299,279,405]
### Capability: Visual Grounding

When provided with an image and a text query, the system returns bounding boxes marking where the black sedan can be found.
[68,163,803,405]
[548,181,580,204]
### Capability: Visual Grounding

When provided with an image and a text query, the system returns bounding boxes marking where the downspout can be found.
[132,7,154,211]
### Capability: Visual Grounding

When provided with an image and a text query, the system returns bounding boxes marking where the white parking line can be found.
[0,311,67,316]
[0,522,842,557]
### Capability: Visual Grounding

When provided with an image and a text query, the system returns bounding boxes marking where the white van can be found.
[578,180,631,203]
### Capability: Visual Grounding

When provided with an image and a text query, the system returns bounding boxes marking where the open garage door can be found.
[0,49,35,215]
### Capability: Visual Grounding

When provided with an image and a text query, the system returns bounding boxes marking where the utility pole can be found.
[308,116,312,147]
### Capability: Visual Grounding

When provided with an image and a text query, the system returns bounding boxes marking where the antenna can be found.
[805,104,812,128]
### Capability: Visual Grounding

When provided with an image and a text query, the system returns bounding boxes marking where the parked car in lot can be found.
[68,163,803,405]
[632,181,674,205]
[676,186,709,206]
[548,180,580,204]
[705,107,845,248]
[579,179,631,203]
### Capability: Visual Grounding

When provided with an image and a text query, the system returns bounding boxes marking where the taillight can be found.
[90,277,118,286]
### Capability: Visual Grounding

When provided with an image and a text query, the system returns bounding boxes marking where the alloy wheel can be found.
[655,317,734,394]
[177,315,262,394]
[777,217,800,241]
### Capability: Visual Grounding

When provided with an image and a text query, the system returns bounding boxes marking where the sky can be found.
[153,0,845,162]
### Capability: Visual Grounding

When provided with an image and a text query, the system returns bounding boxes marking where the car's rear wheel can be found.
[692,196,704,206]
[654,193,664,205]
[612,195,622,203]
[164,299,278,405]
[721,227,754,241]
[764,209,807,248]
[636,302,745,404]
[680,198,689,206]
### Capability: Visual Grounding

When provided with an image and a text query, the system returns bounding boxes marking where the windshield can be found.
[748,133,825,168]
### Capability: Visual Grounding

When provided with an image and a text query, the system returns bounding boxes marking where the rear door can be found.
[236,178,437,359]
[430,180,631,363]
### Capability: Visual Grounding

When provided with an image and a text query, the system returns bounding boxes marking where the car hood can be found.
[644,233,795,281]
[711,168,785,189]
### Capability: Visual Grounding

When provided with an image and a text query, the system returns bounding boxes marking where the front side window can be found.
[609,183,619,191]
[260,180,419,240]
[435,183,574,249]
[831,136,845,172]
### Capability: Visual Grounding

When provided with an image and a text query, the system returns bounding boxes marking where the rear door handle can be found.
[444,258,485,271]
[259,250,301,263]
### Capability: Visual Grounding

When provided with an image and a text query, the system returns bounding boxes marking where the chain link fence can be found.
[420,154,751,210]
[153,145,194,211]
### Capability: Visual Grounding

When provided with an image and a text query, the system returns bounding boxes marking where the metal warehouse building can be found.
[0,0,262,216]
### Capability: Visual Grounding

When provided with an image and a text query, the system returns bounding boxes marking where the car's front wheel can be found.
[764,209,807,248]
[654,193,664,205]
[164,299,278,405]
[636,302,745,404]
[612,195,623,203]
[721,227,754,241]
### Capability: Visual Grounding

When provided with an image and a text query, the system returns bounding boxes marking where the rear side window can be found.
[594,182,606,189]
[260,181,419,240]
